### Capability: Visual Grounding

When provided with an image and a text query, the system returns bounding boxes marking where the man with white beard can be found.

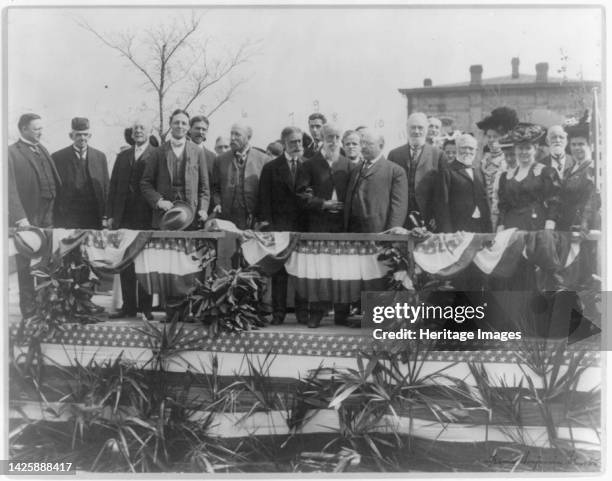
[434,134,491,233]
[541,125,574,180]
[296,123,352,327]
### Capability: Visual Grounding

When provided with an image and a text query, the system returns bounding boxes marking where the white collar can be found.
[19,136,39,147]
[365,152,384,165]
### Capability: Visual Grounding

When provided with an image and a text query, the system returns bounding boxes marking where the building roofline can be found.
[398,80,601,96]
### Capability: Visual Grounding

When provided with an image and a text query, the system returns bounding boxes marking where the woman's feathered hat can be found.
[476,107,519,134]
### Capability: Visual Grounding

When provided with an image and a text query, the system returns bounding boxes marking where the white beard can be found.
[549,145,565,156]
[457,154,475,166]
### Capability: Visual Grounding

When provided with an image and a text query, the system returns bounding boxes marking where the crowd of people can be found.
[8,106,599,327]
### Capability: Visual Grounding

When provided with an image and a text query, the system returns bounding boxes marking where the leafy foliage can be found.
[184,267,268,336]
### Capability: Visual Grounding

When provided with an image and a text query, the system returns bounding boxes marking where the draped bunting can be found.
[413,229,584,285]
[134,237,214,304]
[284,240,388,303]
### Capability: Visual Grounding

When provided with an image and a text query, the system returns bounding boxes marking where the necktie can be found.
[290,158,297,179]
[411,147,420,161]
[30,144,40,156]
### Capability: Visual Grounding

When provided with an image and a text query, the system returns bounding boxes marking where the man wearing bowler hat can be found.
[8,113,62,316]
[52,117,109,229]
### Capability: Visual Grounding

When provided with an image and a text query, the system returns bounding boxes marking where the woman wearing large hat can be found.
[477,107,519,229]
[497,123,561,232]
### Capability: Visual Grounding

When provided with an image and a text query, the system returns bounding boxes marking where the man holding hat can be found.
[52,117,109,229]
[8,113,62,316]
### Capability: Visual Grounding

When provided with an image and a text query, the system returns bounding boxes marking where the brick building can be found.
[399,58,600,133]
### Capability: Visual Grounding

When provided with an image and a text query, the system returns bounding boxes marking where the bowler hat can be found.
[13,227,47,258]
[508,122,546,145]
[159,201,195,231]
[72,117,90,131]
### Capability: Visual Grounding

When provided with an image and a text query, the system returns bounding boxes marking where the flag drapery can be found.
[284,240,388,303]
[134,237,214,304]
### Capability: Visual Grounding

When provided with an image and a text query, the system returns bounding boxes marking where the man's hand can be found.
[323,200,344,212]
[254,221,270,231]
[102,218,113,229]
[496,225,505,233]
[157,199,173,211]
[212,205,222,214]
[544,220,556,230]
[198,210,208,222]
[15,218,31,227]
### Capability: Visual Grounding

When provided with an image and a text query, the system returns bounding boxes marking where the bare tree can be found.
[77,12,257,135]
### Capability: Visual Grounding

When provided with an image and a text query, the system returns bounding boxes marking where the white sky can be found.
[5,4,604,164]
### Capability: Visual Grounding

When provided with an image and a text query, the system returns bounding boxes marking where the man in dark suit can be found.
[106,119,156,319]
[258,126,308,326]
[8,113,62,316]
[345,129,408,233]
[52,117,109,229]
[541,125,574,181]
[434,134,491,233]
[188,115,216,200]
[388,112,447,230]
[296,124,352,327]
[140,109,210,229]
[302,113,327,159]
[212,123,269,229]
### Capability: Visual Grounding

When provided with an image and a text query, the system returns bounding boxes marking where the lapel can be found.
[85,148,97,182]
[415,144,432,185]
[566,159,592,180]
[278,155,295,191]
[361,156,384,180]
[164,142,175,183]
[451,160,473,183]
[16,141,44,181]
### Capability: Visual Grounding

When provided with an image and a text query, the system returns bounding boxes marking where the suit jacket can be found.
[52,145,109,228]
[540,154,575,180]
[106,144,157,229]
[212,147,269,221]
[295,152,352,232]
[344,156,408,233]
[258,154,306,231]
[434,160,492,233]
[8,140,61,227]
[557,160,598,231]
[388,143,447,227]
[140,141,210,229]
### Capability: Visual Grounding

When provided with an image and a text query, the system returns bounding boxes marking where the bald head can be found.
[230,123,252,153]
[407,112,428,146]
[360,128,385,161]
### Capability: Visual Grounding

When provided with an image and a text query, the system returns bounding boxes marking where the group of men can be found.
[7,108,597,327]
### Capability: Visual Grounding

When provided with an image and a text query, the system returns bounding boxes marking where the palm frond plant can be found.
[16,249,103,376]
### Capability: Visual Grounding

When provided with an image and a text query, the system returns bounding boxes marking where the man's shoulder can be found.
[387,144,410,159]
[248,148,270,163]
[51,145,74,160]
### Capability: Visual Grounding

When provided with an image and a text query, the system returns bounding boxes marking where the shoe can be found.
[295,310,309,325]
[334,316,349,326]
[307,318,320,328]
[143,311,154,321]
[109,309,137,319]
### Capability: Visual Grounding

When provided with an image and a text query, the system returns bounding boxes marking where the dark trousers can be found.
[272,267,308,323]
[119,262,152,314]
[310,302,351,323]
[16,254,36,317]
